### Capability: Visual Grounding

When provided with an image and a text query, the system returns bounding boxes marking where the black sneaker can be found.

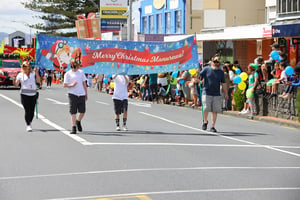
[268,93,277,99]
[76,120,82,132]
[210,127,217,132]
[70,126,76,134]
[202,122,208,130]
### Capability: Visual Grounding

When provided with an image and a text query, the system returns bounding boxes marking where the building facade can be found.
[271,0,300,67]
[139,0,186,35]
[100,0,128,39]
[184,0,268,67]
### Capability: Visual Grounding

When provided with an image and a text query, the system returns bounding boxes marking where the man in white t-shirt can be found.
[112,75,129,131]
[63,60,88,134]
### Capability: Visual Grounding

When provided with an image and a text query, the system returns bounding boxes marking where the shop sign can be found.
[272,23,300,37]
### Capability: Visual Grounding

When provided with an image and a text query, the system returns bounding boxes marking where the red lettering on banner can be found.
[81,45,193,68]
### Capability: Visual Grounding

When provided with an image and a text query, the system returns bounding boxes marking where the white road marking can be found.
[139,112,256,145]
[1,166,299,181]
[85,143,263,147]
[96,101,110,105]
[139,112,300,158]
[271,145,300,149]
[45,187,300,200]
[0,93,88,145]
[128,101,152,108]
[45,98,69,105]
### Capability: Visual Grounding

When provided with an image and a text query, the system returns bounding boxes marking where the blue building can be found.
[139,0,186,35]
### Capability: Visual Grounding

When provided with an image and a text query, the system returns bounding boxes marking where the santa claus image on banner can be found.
[41,40,81,72]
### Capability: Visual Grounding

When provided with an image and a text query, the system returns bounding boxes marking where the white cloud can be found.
[0,0,42,34]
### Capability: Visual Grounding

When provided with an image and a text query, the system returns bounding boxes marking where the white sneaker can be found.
[239,109,246,114]
[116,126,121,131]
[123,126,128,131]
[26,126,32,132]
[242,110,250,114]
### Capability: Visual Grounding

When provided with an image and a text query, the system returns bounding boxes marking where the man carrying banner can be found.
[200,56,228,132]
[63,60,88,134]
[112,75,129,131]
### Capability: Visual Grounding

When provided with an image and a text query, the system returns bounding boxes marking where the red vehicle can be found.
[0,59,21,87]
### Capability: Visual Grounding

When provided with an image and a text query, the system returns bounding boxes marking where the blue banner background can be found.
[36,34,199,75]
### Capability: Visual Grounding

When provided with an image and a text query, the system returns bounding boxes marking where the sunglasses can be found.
[213,60,220,64]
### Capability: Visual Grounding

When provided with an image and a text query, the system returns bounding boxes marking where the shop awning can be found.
[164,24,272,42]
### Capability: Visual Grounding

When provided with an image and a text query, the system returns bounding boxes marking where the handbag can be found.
[254,82,265,95]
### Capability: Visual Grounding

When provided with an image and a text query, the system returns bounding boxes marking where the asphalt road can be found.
[0,84,300,200]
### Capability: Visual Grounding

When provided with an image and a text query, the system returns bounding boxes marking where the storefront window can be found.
[278,0,300,14]
[149,15,154,34]
[157,14,162,34]
[143,17,147,34]
[175,10,181,33]
[165,12,171,34]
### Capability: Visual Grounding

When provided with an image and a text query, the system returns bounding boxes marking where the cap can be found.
[271,43,279,48]
[257,56,264,62]
[248,63,258,71]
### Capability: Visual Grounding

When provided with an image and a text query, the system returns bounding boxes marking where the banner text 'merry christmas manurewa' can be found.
[83,44,193,67]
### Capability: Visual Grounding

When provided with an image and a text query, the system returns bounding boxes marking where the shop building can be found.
[271,0,300,67]
[139,0,186,35]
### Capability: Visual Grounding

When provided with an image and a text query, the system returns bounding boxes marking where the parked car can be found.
[0,58,21,87]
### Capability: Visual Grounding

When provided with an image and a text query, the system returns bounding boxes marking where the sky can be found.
[0,0,140,35]
[0,0,42,35]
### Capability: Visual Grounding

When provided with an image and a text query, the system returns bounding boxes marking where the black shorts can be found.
[68,93,86,114]
[113,99,128,115]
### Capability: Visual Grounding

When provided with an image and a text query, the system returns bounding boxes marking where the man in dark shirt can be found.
[200,56,228,132]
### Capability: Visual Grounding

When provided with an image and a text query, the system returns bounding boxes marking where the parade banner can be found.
[36,34,199,75]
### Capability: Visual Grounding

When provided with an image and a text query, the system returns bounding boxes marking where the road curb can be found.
[170,103,300,130]
[222,111,300,129]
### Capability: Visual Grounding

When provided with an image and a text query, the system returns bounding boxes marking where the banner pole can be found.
[194,33,204,123]
[35,33,38,119]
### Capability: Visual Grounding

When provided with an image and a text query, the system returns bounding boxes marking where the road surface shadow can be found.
[218,131,267,137]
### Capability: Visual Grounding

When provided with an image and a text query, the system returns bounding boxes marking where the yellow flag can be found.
[0,41,4,54]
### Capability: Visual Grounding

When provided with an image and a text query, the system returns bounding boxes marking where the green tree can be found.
[23,0,99,36]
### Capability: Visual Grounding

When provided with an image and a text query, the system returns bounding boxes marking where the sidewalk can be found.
[171,102,300,129]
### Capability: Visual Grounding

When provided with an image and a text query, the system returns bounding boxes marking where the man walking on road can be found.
[112,75,129,131]
[63,60,88,134]
[200,56,228,132]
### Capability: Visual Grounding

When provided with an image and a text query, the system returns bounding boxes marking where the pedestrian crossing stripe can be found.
[94,195,151,200]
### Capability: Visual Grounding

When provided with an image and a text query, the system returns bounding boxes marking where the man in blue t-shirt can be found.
[200,56,228,132]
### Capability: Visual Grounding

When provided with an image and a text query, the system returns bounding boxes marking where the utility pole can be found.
[127,0,133,41]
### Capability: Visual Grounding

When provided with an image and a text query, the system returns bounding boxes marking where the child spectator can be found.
[187,74,198,107]
[157,83,167,103]
[279,71,299,99]
[128,80,137,98]
[269,62,288,99]
[265,62,281,96]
